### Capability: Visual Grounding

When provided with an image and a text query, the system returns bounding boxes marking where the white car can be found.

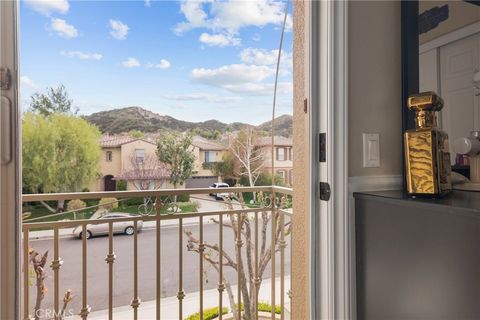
[209,182,230,200]
[72,213,143,239]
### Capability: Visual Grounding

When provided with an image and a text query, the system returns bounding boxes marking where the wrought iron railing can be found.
[22,186,292,320]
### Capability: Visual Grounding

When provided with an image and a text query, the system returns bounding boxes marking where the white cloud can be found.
[240,48,292,68]
[24,0,69,16]
[50,18,78,38]
[174,0,292,35]
[199,33,240,47]
[223,81,292,95]
[144,0,151,7]
[61,51,103,60]
[147,59,171,69]
[192,64,273,85]
[191,63,280,94]
[20,76,39,90]
[240,48,278,65]
[122,57,141,68]
[109,19,129,40]
[164,93,240,103]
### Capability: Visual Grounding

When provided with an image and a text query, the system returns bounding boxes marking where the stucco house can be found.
[186,136,227,188]
[255,136,293,186]
[90,135,170,191]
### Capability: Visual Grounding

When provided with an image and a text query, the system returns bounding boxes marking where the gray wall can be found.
[348,1,403,177]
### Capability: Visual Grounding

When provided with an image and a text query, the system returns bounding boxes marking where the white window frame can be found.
[106,150,113,162]
[135,149,145,164]
[0,1,21,318]
[308,1,350,319]
[277,147,286,161]
[204,150,215,163]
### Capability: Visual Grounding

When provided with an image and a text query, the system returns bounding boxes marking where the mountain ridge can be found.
[84,106,293,137]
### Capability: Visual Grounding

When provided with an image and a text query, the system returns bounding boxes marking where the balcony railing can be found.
[22,186,292,320]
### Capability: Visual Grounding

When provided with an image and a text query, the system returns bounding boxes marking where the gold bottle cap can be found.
[407,91,444,112]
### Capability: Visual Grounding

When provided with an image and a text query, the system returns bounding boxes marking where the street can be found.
[25,222,291,315]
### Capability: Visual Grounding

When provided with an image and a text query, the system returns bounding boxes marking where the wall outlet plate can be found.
[363,133,380,168]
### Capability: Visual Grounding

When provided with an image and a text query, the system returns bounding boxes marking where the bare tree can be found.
[185,192,291,319]
[119,153,169,191]
[29,249,73,320]
[228,127,264,188]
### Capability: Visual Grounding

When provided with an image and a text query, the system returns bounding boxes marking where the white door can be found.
[440,33,480,161]
[309,1,349,319]
[0,1,20,319]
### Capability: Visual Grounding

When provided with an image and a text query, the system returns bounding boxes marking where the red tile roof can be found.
[255,136,293,147]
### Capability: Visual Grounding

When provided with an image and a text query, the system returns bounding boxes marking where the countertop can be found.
[353,190,480,215]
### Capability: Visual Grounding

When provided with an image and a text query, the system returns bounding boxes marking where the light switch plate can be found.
[363,133,380,168]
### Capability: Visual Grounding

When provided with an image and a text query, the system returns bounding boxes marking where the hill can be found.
[257,114,293,137]
[84,107,292,137]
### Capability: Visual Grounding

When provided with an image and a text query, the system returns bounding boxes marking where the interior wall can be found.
[348,1,402,178]
[419,1,480,44]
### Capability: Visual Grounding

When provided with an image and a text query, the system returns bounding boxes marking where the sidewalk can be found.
[86,276,291,320]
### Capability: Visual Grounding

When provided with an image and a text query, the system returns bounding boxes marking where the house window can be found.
[135,149,145,164]
[205,151,215,163]
[277,170,286,182]
[106,151,113,162]
[276,147,286,161]
[289,148,292,160]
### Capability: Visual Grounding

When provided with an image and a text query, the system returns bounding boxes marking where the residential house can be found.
[90,135,170,191]
[186,136,227,188]
[255,136,293,186]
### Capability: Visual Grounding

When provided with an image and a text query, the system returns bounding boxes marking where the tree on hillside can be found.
[228,127,264,187]
[128,129,144,138]
[22,113,101,212]
[30,85,79,116]
[156,133,195,191]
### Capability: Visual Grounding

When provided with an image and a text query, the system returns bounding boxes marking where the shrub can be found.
[185,307,228,320]
[122,197,145,207]
[98,198,119,211]
[177,202,199,213]
[176,194,190,202]
[258,301,281,314]
[116,180,127,191]
[67,199,86,212]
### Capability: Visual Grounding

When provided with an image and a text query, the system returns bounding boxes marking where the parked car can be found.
[209,182,230,200]
[72,213,143,239]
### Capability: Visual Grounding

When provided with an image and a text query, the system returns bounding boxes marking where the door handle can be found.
[1,95,12,165]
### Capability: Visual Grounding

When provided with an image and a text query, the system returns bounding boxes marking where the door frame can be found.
[308,1,350,319]
[0,1,21,319]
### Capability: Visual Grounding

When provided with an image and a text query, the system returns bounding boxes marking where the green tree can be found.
[212,152,235,180]
[156,133,195,190]
[30,85,78,116]
[128,129,144,138]
[22,113,101,211]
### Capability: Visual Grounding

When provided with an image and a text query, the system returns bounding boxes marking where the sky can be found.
[19,0,293,125]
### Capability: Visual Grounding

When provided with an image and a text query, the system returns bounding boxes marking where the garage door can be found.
[186,176,218,188]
